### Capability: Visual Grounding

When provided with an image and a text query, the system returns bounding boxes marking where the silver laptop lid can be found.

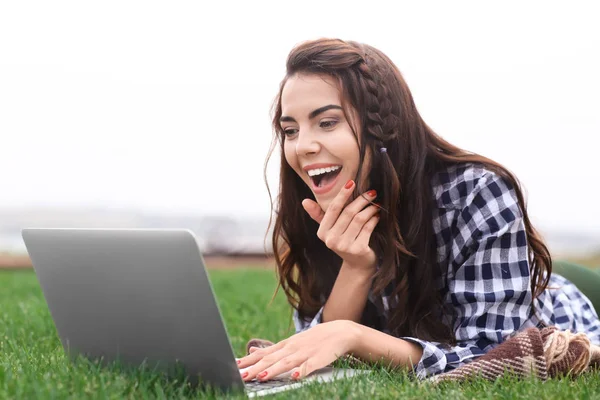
[21,228,243,391]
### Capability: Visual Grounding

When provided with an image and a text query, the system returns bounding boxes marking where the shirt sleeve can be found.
[402,171,534,378]
[293,306,325,333]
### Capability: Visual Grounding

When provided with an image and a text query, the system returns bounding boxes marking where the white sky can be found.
[1,1,599,234]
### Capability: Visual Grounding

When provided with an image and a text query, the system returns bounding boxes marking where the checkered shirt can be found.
[294,163,600,378]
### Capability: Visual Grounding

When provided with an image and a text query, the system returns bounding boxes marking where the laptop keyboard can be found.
[245,378,297,393]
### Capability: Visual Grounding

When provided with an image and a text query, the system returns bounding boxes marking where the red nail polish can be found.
[345,180,354,189]
[292,371,300,379]
[258,371,268,379]
[367,189,377,197]
[242,372,248,379]
[237,359,241,364]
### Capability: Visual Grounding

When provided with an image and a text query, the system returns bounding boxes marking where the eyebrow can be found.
[279,104,343,124]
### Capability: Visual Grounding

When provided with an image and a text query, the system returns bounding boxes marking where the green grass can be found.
[1,269,600,399]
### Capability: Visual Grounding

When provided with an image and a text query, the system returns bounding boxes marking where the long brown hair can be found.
[264,38,552,343]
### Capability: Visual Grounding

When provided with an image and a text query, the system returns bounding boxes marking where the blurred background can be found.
[0,1,599,268]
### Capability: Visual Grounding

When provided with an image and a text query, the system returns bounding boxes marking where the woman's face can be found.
[280,73,363,211]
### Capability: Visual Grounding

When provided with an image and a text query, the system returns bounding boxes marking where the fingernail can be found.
[367,190,377,197]
[258,371,268,379]
[237,360,241,364]
[292,371,300,379]
[242,372,248,378]
[345,180,354,189]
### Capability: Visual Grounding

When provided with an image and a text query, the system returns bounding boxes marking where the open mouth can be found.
[311,168,342,187]
[308,165,343,194]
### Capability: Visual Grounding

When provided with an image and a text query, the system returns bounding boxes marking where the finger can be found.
[327,190,378,239]
[242,347,294,381]
[302,199,325,224]
[290,363,309,381]
[238,349,271,369]
[355,214,380,245]
[289,353,336,381]
[340,204,381,241]
[255,353,307,382]
[237,341,284,369]
[318,180,356,232]
[249,346,258,354]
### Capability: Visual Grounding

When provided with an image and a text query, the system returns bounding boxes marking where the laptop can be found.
[21,228,364,397]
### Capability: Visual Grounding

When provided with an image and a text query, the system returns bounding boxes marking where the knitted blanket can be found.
[247,326,600,382]
[432,327,600,383]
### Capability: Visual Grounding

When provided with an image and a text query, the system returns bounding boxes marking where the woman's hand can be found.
[302,180,380,271]
[237,320,359,382]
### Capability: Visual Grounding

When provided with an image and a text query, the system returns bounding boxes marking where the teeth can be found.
[307,166,341,177]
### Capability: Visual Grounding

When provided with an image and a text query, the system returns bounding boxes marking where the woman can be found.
[237,38,600,381]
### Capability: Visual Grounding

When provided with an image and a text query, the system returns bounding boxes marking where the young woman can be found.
[237,38,600,381]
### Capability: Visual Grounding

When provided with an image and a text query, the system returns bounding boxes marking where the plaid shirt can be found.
[294,163,600,378]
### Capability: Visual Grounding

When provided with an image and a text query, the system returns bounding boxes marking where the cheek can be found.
[283,142,298,169]
[317,199,330,212]
[343,143,361,174]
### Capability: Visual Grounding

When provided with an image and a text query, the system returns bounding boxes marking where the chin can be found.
[317,199,331,212]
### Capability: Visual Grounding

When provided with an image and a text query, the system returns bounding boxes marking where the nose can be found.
[295,130,320,156]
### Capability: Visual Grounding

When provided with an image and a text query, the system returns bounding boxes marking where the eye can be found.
[282,128,298,138]
[320,120,338,129]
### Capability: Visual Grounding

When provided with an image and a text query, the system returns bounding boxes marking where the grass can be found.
[1,269,600,399]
